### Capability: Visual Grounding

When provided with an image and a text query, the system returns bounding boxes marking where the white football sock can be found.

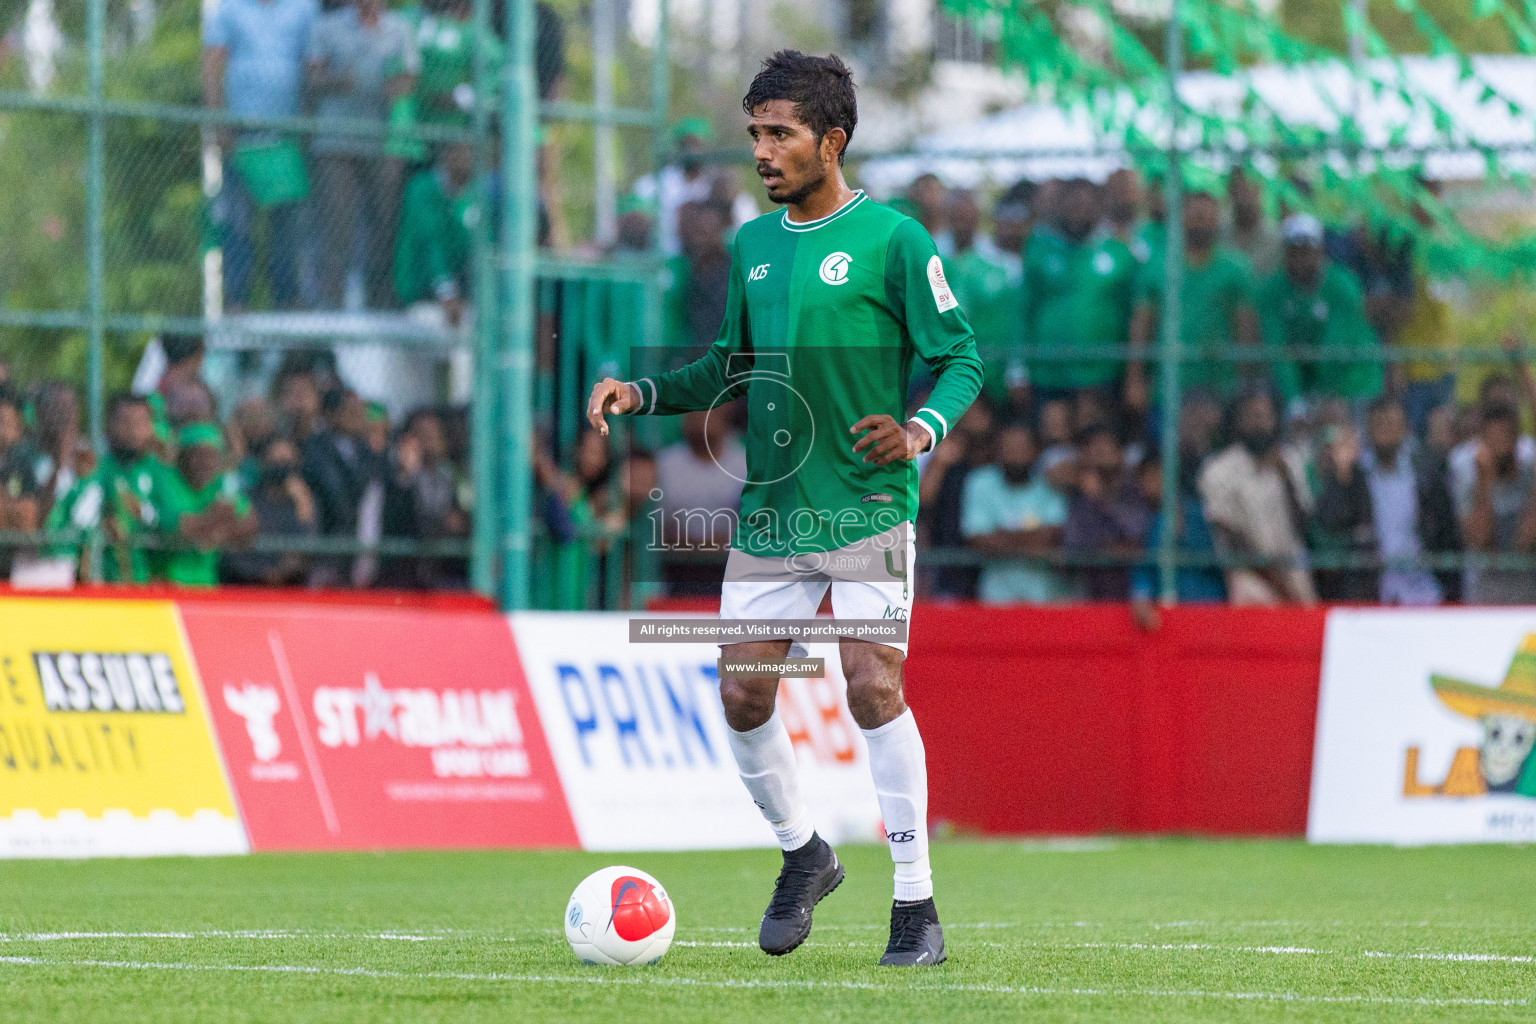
[727,711,815,852]
[862,709,933,902]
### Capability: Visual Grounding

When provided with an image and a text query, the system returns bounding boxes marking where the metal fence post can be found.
[1157,0,1185,605]
[85,0,107,583]
[501,0,540,610]
[470,0,499,598]
[651,0,671,249]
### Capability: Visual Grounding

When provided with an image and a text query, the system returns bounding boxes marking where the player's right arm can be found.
[588,239,749,435]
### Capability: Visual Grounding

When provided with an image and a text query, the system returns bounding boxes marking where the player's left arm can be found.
[853,219,984,466]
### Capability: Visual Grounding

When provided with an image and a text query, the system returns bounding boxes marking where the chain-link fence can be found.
[0,0,672,606]
[5,0,1536,611]
[577,0,1536,612]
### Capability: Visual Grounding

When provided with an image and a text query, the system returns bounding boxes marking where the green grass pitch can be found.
[0,838,1531,1022]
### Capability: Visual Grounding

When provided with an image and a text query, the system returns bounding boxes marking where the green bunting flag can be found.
[941,0,1536,280]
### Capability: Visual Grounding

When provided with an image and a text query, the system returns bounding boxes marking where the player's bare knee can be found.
[842,641,907,730]
[719,676,778,732]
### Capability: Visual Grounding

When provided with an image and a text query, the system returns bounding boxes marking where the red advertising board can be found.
[179,602,578,851]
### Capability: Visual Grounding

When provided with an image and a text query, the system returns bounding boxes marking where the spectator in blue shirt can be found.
[202,0,320,310]
[961,422,1074,605]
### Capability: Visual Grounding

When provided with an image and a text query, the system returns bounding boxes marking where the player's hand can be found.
[586,378,640,436]
[851,415,929,466]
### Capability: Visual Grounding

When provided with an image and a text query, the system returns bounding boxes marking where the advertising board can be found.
[1310,608,1536,843]
[0,598,244,857]
[180,602,578,850]
[509,612,882,851]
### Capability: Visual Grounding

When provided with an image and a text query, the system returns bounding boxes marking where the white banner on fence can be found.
[1310,608,1536,844]
[509,613,883,852]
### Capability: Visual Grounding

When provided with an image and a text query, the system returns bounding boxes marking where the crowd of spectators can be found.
[625,160,1536,610]
[201,0,565,320]
[0,338,472,590]
[13,8,1536,607]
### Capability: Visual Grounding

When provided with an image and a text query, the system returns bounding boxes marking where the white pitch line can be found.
[0,931,445,943]
[3,930,1531,966]
[1366,950,1536,965]
[1073,942,1536,965]
[0,954,1525,1008]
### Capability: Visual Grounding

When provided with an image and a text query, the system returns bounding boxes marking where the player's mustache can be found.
[757,164,782,179]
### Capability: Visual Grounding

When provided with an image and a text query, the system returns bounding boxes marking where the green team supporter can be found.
[943,245,1017,386]
[158,470,251,586]
[1256,262,1384,404]
[408,10,504,128]
[1135,245,1255,395]
[97,451,174,583]
[396,162,480,306]
[158,423,253,587]
[1020,228,1135,391]
[42,470,103,569]
[628,193,984,556]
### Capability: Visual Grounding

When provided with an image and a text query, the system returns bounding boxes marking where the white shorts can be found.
[718,524,915,657]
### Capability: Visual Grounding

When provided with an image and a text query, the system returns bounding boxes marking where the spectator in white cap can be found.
[1254,212,1383,415]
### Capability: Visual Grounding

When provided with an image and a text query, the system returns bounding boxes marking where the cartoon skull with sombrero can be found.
[1431,634,1536,793]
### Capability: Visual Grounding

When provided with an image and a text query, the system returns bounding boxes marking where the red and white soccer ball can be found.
[565,865,676,966]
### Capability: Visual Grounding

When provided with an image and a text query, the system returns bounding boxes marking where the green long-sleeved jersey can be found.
[628,192,984,556]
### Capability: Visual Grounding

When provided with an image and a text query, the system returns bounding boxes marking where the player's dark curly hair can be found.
[742,50,857,165]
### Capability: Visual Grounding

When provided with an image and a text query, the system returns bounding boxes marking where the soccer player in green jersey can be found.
[588,51,982,967]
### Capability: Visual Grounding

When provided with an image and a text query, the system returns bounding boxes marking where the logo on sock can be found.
[886,829,916,843]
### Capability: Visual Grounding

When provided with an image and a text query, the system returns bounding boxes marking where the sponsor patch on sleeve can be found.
[926,255,959,313]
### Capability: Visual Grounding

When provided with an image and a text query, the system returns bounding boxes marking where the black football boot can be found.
[878,897,946,966]
[757,832,844,955]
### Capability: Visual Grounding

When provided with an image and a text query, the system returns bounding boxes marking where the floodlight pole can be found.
[1156,0,1185,605]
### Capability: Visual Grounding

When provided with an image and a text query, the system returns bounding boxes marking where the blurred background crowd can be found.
[588,161,1536,612]
[1,0,1533,607]
[0,337,472,590]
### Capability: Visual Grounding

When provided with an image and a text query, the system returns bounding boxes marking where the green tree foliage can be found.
[1281,0,1519,56]
[0,0,203,390]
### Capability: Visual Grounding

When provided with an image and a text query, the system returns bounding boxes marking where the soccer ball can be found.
[564,865,676,966]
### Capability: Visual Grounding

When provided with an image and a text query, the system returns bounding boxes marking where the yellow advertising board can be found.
[0,598,245,857]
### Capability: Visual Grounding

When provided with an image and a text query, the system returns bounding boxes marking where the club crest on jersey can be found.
[819,251,853,286]
[926,255,958,312]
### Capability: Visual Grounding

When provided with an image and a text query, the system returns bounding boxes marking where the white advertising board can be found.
[509,612,883,852]
[1309,608,1536,844]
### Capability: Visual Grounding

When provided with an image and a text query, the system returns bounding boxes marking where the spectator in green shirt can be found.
[944,189,1019,402]
[1019,178,1136,401]
[97,394,176,584]
[1127,190,1259,409]
[405,0,499,128]
[1255,214,1384,411]
[395,141,479,324]
[664,201,732,354]
[159,422,256,587]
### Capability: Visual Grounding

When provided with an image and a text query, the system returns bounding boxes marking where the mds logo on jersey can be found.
[747,263,770,281]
